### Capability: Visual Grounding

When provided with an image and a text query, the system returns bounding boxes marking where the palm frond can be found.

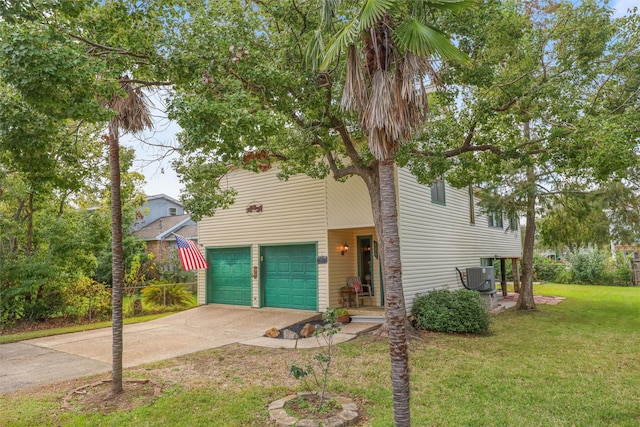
[341,44,368,113]
[358,0,396,30]
[363,69,393,133]
[393,18,470,64]
[320,0,340,30]
[305,29,325,71]
[110,78,152,134]
[321,17,360,70]
[424,0,476,12]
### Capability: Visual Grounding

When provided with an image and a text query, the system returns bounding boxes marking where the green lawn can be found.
[1,284,639,426]
[0,294,198,344]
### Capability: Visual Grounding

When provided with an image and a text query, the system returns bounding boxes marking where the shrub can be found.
[141,284,194,307]
[412,289,491,334]
[566,249,606,284]
[532,255,565,282]
[555,268,574,284]
[63,277,112,321]
[603,252,633,287]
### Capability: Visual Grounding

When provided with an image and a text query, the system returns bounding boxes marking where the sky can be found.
[123,90,183,200]
[129,0,639,201]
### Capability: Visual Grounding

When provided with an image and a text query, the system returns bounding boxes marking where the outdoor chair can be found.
[347,276,372,308]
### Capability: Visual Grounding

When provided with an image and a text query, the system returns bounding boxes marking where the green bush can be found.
[532,255,565,282]
[412,289,491,334]
[63,276,112,321]
[555,268,574,284]
[141,284,194,307]
[603,252,633,286]
[0,255,66,323]
[566,249,606,284]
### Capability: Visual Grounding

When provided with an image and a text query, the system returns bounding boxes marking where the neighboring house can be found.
[614,244,639,259]
[197,166,522,313]
[132,214,197,264]
[131,194,185,231]
[131,194,197,264]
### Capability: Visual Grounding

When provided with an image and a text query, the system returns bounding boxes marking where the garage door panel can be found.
[207,247,252,306]
[262,244,317,311]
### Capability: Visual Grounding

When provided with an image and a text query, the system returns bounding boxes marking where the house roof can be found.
[167,224,198,241]
[132,214,195,241]
[145,194,183,207]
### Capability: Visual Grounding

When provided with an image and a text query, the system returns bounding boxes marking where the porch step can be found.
[350,315,384,324]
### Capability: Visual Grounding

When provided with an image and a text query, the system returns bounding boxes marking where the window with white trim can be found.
[430,176,446,205]
[488,212,503,228]
[509,215,519,231]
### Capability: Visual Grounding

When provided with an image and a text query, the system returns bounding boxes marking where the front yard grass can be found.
[0,312,180,345]
[1,284,639,426]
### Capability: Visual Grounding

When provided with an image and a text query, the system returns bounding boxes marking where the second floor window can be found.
[509,215,519,231]
[431,176,446,205]
[488,212,503,228]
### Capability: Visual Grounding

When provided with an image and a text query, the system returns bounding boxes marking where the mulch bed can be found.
[268,317,328,340]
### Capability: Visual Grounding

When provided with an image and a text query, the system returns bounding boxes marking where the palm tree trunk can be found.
[378,158,411,426]
[109,120,125,394]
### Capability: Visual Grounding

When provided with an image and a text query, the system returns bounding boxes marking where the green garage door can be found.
[261,244,317,310]
[206,247,252,305]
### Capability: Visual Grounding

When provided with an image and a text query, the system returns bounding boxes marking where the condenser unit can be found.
[465,267,496,292]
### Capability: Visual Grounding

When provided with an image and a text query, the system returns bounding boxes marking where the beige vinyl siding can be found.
[327,229,356,307]
[397,168,522,310]
[326,174,374,229]
[197,168,328,309]
[327,227,381,308]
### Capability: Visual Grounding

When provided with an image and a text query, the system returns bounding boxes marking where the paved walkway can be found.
[0,306,378,395]
[493,292,566,313]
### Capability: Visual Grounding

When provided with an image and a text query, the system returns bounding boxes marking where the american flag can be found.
[174,234,208,271]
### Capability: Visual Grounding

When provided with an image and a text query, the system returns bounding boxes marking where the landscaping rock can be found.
[300,323,316,338]
[323,416,345,427]
[339,409,359,424]
[283,329,299,340]
[265,327,280,338]
[297,419,320,427]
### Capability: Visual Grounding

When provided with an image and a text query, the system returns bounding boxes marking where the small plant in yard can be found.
[412,289,491,334]
[141,284,193,307]
[289,307,341,410]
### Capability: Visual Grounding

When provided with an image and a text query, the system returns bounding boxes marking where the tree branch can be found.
[66,33,150,59]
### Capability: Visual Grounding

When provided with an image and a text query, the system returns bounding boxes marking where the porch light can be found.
[341,243,349,256]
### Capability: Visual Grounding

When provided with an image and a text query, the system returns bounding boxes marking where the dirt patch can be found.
[61,378,162,414]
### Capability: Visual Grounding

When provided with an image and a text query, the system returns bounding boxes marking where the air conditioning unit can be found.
[466,267,496,292]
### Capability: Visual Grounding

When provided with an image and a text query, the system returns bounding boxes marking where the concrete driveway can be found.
[0,305,319,395]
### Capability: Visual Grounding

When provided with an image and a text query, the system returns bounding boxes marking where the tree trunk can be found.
[378,159,411,426]
[26,192,34,255]
[517,160,537,310]
[109,120,125,394]
[512,258,520,293]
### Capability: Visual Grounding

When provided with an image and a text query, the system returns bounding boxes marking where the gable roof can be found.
[132,214,195,241]
[144,194,183,206]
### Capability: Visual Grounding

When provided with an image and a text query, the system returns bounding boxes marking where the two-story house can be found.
[196,166,522,313]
